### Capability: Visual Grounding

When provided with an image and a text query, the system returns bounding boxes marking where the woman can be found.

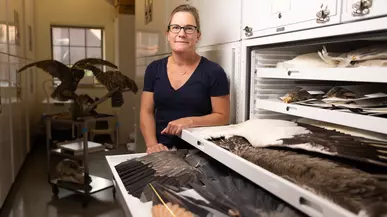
[140,4,230,154]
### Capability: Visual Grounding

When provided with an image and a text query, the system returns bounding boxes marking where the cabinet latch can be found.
[352,0,372,16]
[243,26,253,37]
[316,4,330,23]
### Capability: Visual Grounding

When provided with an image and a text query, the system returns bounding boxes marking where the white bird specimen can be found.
[318,44,387,67]
[276,52,335,68]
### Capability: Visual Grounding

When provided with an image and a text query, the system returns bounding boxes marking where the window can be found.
[50,26,104,86]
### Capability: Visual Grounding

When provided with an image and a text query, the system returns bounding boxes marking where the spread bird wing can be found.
[114,149,228,199]
[72,58,118,69]
[17,60,70,81]
[79,64,108,87]
[123,75,138,93]
[115,150,202,198]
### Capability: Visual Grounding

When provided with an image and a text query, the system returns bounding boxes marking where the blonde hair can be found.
[167,4,201,33]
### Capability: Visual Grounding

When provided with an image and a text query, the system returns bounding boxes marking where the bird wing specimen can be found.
[210,136,387,217]
[191,119,387,167]
[78,64,138,107]
[115,150,203,198]
[72,58,118,70]
[17,60,77,100]
[115,149,230,199]
[187,172,306,217]
[18,59,71,81]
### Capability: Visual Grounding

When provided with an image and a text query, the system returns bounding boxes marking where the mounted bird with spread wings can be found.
[78,64,138,107]
[17,58,118,102]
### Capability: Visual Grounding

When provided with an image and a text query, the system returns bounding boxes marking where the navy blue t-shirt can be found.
[143,56,229,149]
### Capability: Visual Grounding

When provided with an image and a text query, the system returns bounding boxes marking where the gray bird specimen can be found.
[17,58,118,101]
[209,135,387,217]
[77,64,138,107]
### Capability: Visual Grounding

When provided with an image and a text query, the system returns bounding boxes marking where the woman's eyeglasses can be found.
[168,24,198,34]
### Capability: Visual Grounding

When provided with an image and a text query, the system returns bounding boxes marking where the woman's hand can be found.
[146,143,169,154]
[161,117,194,135]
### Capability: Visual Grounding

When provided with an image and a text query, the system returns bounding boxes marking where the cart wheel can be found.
[112,188,116,198]
[52,185,59,196]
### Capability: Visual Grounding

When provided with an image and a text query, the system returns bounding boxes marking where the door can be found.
[242,0,273,39]
[196,42,241,124]
[283,0,339,26]
[0,61,13,208]
[9,56,27,178]
[342,0,387,22]
[242,0,340,38]
[195,0,241,47]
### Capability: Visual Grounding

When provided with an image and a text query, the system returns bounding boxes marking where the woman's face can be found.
[167,11,201,53]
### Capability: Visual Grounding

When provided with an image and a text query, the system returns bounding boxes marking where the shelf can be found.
[180,129,357,217]
[51,148,83,160]
[51,175,113,194]
[256,99,387,135]
[257,67,387,83]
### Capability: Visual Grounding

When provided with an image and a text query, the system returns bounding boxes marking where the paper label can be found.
[271,0,291,14]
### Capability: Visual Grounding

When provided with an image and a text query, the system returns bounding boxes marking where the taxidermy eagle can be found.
[189,119,387,217]
[17,58,118,102]
[77,64,138,107]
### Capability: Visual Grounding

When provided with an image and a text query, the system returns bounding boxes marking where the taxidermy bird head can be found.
[17,58,118,102]
[281,87,314,103]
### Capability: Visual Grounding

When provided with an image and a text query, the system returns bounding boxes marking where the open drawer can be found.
[180,129,358,217]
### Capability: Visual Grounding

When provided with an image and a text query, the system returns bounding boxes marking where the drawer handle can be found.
[316,3,330,23]
[299,197,323,217]
[286,106,297,112]
[352,0,372,16]
[287,70,300,76]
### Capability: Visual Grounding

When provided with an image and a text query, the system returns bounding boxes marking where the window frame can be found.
[49,25,104,87]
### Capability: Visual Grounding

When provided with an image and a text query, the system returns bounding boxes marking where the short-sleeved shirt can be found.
[143,56,229,149]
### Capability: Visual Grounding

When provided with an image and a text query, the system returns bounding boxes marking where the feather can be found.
[78,64,138,107]
[188,172,306,217]
[210,136,387,216]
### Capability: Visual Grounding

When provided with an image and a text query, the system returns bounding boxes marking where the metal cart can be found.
[43,113,119,207]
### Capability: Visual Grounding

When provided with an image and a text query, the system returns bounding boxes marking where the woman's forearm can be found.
[140,111,158,147]
[190,112,229,128]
